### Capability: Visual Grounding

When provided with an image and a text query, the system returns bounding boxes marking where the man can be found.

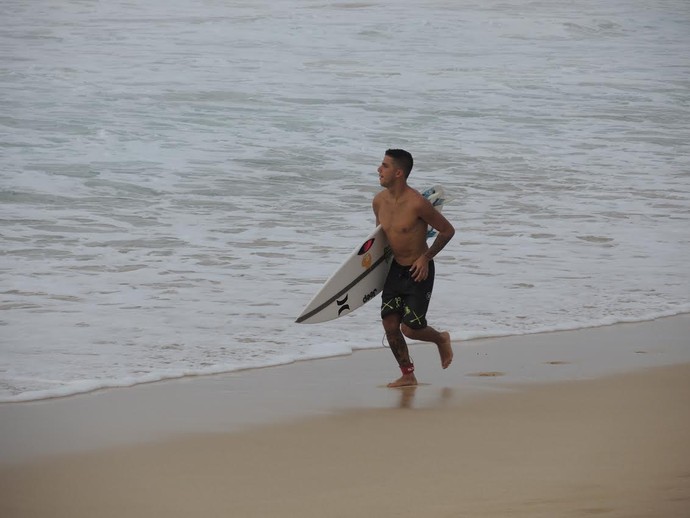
[373,149,455,387]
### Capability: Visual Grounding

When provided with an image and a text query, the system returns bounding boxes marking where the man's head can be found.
[385,149,414,178]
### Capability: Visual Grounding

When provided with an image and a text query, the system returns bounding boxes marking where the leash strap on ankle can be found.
[400,363,415,375]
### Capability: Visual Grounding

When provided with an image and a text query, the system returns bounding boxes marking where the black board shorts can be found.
[380,259,435,329]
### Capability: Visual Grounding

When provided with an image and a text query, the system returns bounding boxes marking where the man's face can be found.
[378,155,399,187]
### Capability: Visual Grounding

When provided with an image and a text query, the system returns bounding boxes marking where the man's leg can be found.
[382,314,417,387]
[401,324,453,369]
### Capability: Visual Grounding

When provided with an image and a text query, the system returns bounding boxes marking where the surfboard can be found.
[295,186,449,324]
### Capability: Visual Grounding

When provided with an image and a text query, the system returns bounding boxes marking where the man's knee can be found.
[401,322,426,338]
[382,313,402,334]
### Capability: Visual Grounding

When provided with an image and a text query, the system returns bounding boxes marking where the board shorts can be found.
[380,259,435,330]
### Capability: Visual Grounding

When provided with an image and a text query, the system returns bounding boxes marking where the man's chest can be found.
[379,208,424,235]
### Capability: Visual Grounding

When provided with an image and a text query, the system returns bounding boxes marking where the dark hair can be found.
[385,148,414,178]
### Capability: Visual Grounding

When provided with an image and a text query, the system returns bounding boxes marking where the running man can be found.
[373,149,455,387]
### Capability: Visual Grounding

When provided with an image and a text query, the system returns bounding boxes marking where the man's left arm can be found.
[410,200,455,281]
[423,228,454,261]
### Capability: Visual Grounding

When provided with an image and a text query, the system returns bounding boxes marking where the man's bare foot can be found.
[437,331,453,369]
[387,373,418,388]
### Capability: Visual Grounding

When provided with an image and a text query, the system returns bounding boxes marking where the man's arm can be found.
[409,197,455,281]
[423,230,454,261]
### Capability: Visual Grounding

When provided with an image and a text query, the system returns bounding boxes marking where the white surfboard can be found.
[295,186,449,324]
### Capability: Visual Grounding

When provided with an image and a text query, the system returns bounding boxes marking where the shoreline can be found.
[4,310,690,405]
[0,314,689,465]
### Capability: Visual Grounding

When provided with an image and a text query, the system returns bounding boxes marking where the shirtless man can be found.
[373,149,455,387]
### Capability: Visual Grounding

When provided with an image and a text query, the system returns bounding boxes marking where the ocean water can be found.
[1,0,689,402]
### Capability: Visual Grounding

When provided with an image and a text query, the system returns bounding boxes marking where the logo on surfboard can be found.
[362,288,378,304]
[336,294,350,316]
[358,238,375,255]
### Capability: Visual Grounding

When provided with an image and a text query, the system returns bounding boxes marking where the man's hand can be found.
[410,255,430,282]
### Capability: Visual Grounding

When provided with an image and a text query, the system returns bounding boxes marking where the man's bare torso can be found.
[374,187,429,266]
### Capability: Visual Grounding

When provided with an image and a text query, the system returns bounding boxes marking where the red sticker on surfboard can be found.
[358,238,375,255]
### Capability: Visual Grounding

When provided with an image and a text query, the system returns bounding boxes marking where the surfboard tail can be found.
[423,185,450,238]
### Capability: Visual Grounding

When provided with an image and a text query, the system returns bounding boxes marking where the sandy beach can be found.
[1,315,690,517]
